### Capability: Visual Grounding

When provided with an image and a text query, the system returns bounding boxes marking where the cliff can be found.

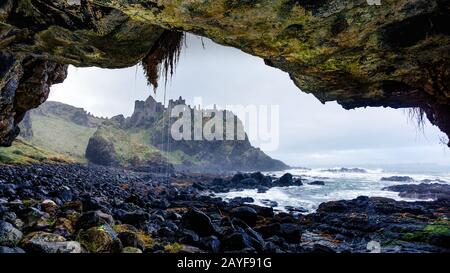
[85,95,289,172]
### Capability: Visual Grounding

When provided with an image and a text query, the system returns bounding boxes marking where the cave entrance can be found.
[4,33,448,211]
[39,34,449,168]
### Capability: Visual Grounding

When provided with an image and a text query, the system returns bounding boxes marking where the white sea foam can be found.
[216,167,450,213]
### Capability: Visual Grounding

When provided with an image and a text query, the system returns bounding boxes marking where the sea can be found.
[214,165,450,213]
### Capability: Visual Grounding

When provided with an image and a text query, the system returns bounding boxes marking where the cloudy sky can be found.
[49,35,450,168]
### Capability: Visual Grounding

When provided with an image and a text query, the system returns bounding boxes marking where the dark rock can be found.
[256,223,281,239]
[20,231,81,253]
[182,208,216,237]
[380,176,415,182]
[115,210,149,228]
[322,168,367,173]
[230,206,258,227]
[278,173,293,186]
[117,231,145,250]
[0,246,25,253]
[200,235,221,253]
[0,220,23,246]
[179,229,200,245]
[222,232,253,251]
[261,199,278,208]
[250,172,265,181]
[85,136,118,166]
[383,183,450,200]
[231,173,246,183]
[239,178,259,187]
[279,223,302,243]
[285,206,309,213]
[308,181,325,185]
[76,211,114,230]
[77,225,122,253]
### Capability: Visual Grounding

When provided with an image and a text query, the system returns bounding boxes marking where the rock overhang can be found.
[0,0,449,146]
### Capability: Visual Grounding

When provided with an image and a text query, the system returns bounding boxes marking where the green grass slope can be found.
[0,138,74,164]
[28,114,97,161]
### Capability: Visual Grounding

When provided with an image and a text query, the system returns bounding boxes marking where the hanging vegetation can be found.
[141,30,185,92]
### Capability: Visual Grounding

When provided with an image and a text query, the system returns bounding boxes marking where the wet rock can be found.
[41,199,58,214]
[261,199,278,208]
[117,231,145,250]
[308,181,325,185]
[279,223,302,243]
[21,231,81,253]
[114,210,149,229]
[200,235,221,253]
[230,206,258,227]
[75,211,114,230]
[250,172,265,181]
[182,208,216,237]
[222,232,253,251]
[380,176,415,182]
[256,223,281,239]
[231,173,246,183]
[285,206,309,214]
[179,229,200,245]
[122,246,142,253]
[228,197,254,206]
[21,207,51,230]
[0,220,23,246]
[323,168,367,173]
[273,173,303,187]
[0,246,25,253]
[239,178,259,187]
[77,225,122,253]
[383,183,450,200]
[257,186,270,193]
[54,217,75,237]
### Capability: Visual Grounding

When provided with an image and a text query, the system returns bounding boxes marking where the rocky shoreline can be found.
[0,163,449,253]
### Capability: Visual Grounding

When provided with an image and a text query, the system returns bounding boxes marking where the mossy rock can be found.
[122,246,142,253]
[77,225,122,253]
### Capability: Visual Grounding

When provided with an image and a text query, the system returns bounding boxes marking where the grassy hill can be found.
[27,114,97,161]
[0,138,74,164]
[0,100,106,164]
[1,98,288,172]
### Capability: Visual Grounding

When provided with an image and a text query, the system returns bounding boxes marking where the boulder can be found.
[115,210,149,228]
[279,223,302,243]
[0,246,25,253]
[308,181,325,186]
[278,173,293,185]
[21,231,81,253]
[122,246,142,253]
[182,208,216,237]
[0,220,23,246]
[380,176,415,182]
[75,211,114,230]
[222,232,253,251]
[117,231,145,250]
[77,225,122,253]
[200,236,221,253]
[230,206,258,227]
[22,207,51,229]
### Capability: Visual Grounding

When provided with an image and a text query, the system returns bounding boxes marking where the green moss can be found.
[401,220,450,243]
[164,242,183,253]
[424,223,450,236]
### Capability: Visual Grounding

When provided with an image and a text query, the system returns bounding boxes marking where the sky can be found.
[49,35,450,168]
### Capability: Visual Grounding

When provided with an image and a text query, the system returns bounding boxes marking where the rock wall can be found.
[1,0,449,146]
